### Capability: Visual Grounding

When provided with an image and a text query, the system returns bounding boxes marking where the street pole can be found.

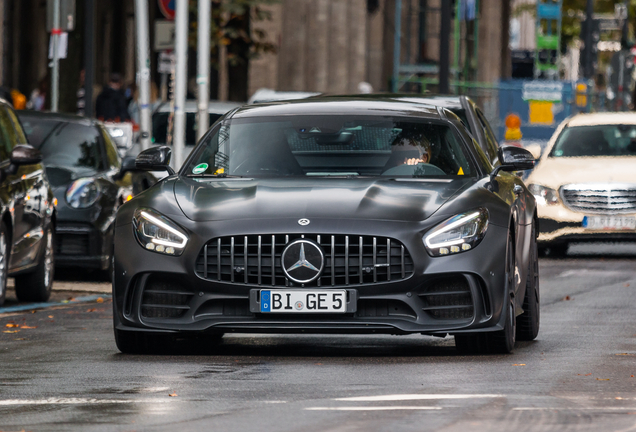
[196,0,211,141]
[135,0,152,151]
[391,0,402,93]
[439,0,451,94]
[51,0,60,112]
[173,0,189,169]
[84,0,95,118]
[584,0,593,79]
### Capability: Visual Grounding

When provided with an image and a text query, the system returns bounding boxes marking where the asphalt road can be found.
[1,245,636,432]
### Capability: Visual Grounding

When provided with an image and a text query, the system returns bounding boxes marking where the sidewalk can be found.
[7,279,111,294]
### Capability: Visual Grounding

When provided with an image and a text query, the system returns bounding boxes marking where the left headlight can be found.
[66,178,101,209]
[423,208,489,257]
[133,208,189,256]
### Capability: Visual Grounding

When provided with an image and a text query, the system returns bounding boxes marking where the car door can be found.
[0,106,30,269]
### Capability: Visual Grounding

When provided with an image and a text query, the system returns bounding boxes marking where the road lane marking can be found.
[306,406,442,411]
[335,394,503,402]
[0,398,169,406]
[514,407,636,411]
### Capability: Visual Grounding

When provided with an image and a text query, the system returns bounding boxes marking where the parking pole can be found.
[173,0,189,169]
[135,0,152,151]
[51,0,60,112]
[197,0,211,142]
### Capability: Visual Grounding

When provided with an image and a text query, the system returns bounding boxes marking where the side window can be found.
[0,108,17,161]
[475,109,499,161]
[5,107,27,144]
[100,126,121,170]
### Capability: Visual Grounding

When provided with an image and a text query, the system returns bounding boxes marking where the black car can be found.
[0,101,55,305]
[113,97,539,354]
[17,112,153,273]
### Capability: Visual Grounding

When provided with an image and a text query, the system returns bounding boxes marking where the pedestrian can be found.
[95,73,130,122]
[27,77,48,111]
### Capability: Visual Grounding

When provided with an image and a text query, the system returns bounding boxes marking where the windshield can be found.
[184,115,475,178]
[153,112,224,146]
[19,118,104,171]
[550,125,636,157]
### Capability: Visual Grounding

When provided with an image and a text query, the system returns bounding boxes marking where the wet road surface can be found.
[1,245,636,431]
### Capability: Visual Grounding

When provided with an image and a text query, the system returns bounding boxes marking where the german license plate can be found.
[260,290,346,313]
[583,215,636,230]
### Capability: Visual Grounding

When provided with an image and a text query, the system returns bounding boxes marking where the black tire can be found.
[484,234,517,354]
[0,221,9,306]
[15,225,54,303]
[455,235,516,355]
[517,223,540,341]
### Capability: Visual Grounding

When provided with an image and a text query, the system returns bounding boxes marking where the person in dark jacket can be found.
[95,73,130,122]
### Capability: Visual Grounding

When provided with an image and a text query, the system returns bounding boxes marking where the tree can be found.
[189,0,277,101]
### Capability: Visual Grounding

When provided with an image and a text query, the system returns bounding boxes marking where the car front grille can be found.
[419,276,474,320]
[195,234,414,287]
[561,184,636,214]
[56,233,90,256]
[140,275,194,319]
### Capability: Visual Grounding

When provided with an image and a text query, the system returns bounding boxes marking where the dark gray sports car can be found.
[113,97,539,354]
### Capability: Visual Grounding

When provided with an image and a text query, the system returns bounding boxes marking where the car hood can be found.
[527,156,636,188]
[173,177,474,222]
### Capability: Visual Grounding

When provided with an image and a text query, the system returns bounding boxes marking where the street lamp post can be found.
[197,0,211,141]
[173,0,189,169]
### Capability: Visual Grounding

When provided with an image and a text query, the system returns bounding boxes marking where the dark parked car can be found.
[17,112,153,273]
[0,101,55,305]
[113,97,538,355]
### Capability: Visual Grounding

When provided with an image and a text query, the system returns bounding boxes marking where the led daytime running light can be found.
[424,211,481,249]
[139,211,188,248]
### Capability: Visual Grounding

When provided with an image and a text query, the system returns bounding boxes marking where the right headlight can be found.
[528,184,560,206]
[423,208,489,257]
[132,208,188,256]
[66,178,101,209]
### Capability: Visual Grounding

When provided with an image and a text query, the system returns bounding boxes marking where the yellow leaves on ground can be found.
[169,392,178,397]
[96,297,104,303]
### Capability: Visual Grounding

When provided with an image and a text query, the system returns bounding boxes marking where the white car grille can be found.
[560,184,636,214]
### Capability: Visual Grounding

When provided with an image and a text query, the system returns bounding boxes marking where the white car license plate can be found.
[260,290,346,313]
[583,215,636,230]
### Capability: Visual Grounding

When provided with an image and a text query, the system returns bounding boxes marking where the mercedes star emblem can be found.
[298,218,310,226]
[281,239,324,283]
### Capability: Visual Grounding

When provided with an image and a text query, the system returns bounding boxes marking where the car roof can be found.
[229,96,443,119]
[317,93,465,110]
[154,100,243,114]
[17,110,96,127]
[566,112,636,127]
[248,88,320,104]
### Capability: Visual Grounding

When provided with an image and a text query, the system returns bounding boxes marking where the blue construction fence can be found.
[403,78,630,142]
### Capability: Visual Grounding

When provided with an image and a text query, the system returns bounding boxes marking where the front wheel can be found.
[0,222,9,306]
[517,223,540,341]
[15,226,54,302]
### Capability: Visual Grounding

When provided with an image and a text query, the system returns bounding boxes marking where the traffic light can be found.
[580,18,600,77]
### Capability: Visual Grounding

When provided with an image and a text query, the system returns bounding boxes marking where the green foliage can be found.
[561,0,633,48]
[188,0,278,68]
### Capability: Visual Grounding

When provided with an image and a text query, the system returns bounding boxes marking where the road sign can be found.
[154,20,175,51]
[158,0,175,20]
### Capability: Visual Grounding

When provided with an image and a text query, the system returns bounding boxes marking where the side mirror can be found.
[114,156,137,180]
[135,146,175,175]
[524,144,542,161]
[10,145,42,166]
[497,146,535,171]
[490,146,535,182]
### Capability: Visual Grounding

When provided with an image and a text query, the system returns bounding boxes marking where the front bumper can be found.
[537,203,636,245]
[113,217,510,336]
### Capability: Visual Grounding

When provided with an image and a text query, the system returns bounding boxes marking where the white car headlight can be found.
[133,208,188,256]
[528,184,560,206]
[66,178,101,209]
[423,208,489,257]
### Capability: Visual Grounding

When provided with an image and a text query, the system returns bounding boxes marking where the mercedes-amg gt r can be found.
[112,97,539,354]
